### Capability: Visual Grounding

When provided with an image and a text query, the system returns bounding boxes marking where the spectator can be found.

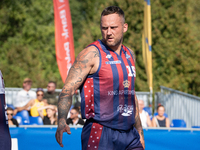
[13,78,36,108]
[66,107,84,126]
[152,105,170,127]
[14,88,47,117]
[138,100,152,127]
[74,101,81,113]
[43,81,59,106]
[38,105,57,125]
[7,107,19,127]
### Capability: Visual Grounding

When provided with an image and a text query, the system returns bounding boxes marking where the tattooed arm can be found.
[134,95,145,149]
[55,46,99,147]
[128,48,145,148]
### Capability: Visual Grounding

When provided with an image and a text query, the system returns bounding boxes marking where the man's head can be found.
[23,78,32,91]
[7,107,14,120]
[138,100,145,112]
[69,107,79,120]
[47,81,56,94]
[100,6,128,50]
[101,6,125,24]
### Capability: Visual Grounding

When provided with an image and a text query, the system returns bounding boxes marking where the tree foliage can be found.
[0,0,200,96]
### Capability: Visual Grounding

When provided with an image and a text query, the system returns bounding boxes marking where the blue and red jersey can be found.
[80,40,136,131]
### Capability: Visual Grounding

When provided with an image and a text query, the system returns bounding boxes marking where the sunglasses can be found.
[37,94,44,96]
[7,113,13,116]
[70,112,76,115]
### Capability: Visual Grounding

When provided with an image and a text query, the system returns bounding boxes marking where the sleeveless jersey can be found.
[0,70,11,150]
[80,40,136,130]
[30,99,47,117]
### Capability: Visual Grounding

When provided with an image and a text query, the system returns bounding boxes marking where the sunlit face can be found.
[7,110,13,120]
[157,106,165,117]
[47,83,56,92]
[46,108,55,118]
[70,109,78,119]
[23,81,32,91]
[36,91,44,101]
[101,13,128,50]
[138,100,144,112]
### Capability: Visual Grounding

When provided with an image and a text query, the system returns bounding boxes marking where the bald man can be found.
[138,100,152,128]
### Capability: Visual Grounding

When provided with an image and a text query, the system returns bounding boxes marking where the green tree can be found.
[0,0,200,96]
[151,0,200,95]
[0,0,62,88]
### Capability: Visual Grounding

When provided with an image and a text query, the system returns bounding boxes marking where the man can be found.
[56,6,145,150]
[138,100,152,128]
[13,78,36,108]
[43,81,59,106]
[0,70,11,150]
[66,107,85,126]
[7,107,19,127]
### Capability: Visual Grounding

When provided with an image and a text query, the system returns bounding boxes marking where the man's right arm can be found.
[55,46,99,147]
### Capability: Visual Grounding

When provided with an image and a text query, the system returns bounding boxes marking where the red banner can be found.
[53,0,75,83]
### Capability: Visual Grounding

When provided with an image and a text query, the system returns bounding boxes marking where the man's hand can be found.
[55,119,71,147]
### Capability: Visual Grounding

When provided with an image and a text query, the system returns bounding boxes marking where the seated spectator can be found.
[14,88,47,117]
[38,105,57,125]
[138,100,152,127]
[66,107,84,126]
[13,78,36,108]
[7,107,19,127]
[152,105,170,127]
[43,81,59,106]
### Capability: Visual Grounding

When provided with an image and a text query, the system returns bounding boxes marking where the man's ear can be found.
[123,23,128,33]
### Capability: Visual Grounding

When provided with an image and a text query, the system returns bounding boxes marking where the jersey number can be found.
[126,66,136,77]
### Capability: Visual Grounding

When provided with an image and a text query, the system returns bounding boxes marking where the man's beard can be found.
[105,34,123,48]
[47,91,53,94]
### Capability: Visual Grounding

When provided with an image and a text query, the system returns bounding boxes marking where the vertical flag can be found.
[142,0,153,92]
[53,0,75,83]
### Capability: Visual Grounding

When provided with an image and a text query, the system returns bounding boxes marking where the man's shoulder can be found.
[17,89,26,95]
[87,40,100,48]
[28,90,36,94]
[78,118,85,125]
[44,92,59,97]
[66,118,73,124]
[122,45,135,61]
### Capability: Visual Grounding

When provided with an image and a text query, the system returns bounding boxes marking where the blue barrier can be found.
[9,127,200,150]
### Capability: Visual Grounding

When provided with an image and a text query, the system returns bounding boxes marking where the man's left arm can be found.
[133,95,145,149]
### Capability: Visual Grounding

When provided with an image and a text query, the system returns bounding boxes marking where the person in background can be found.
[0,70,11,150]
[138,100,152,128]
[66,107,84,126]
[152,105,170,127]
[43,81,59,106]
[13,78,36,108]
[14,88,47,117]
[7,107,19,127]
[38,105,57,125]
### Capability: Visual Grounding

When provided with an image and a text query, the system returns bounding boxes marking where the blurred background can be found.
[1,0,200,96]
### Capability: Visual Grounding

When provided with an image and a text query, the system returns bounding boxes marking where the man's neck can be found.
[47,91,55,94]
[72,117,79,124]
[23,89,29,92]
[101,39,122,55]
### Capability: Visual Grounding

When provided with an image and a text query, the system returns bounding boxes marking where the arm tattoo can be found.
[57,47,99,129]
[134,96,145,149]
